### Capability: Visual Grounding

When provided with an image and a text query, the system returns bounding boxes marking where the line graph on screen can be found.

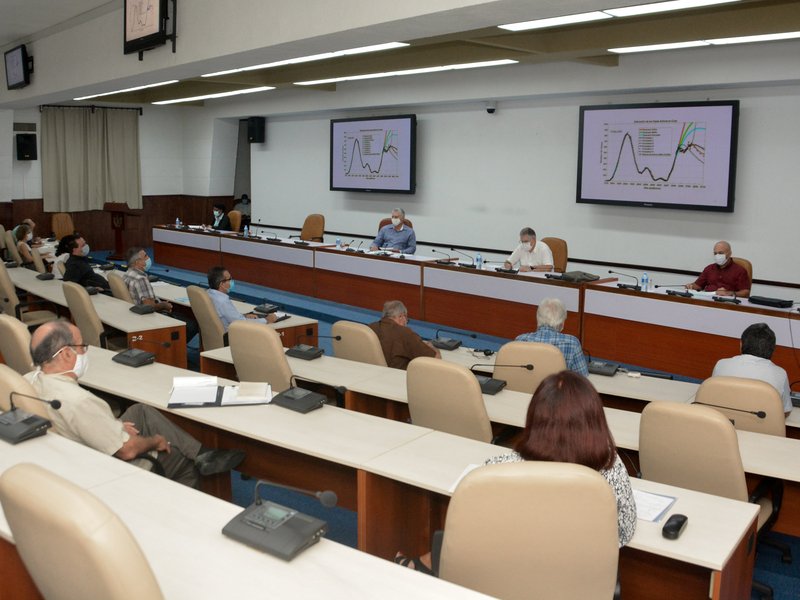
[342,128,400,180]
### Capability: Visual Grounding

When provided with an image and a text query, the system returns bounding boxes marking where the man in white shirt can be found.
[712,323,792,417]
[503,227,553,272]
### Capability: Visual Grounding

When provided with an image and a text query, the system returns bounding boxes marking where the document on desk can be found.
[633,489,677,522]
[168,377,271,408]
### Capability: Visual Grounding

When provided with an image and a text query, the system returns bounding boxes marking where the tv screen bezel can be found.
[329,114,417,194]
[4,45,30,90]
[124,0,169,55]
[576,100,739,213]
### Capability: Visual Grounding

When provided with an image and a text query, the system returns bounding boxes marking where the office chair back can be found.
[695,376,785,436]
[407,357,492,442]
[732,257,753,282]
[331,320,387,366]
[0,261,22,315]
[229,320,293,392]
[300,214,325,242]
[0,224,5,258]
[378,217,414,231]
[5,230,23,264]
[0,314,34,375]
[439,461,619,600]
[108,271,134,303]
[540,237,568,273]
[30,247,48,274]
[640,401,748,502]
[494,341,566,395]
[187,285,226,351]
[55,259,67,277]
[62,281,106,348]
[228,210,242,233]
[51,212,75,241]
[0,363,40,414]
[0,463,165,600]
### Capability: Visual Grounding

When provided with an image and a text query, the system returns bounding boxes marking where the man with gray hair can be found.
[516,297,588,376]
[369,300,439,369]
[503,227,553,272]
[370,208,416,254]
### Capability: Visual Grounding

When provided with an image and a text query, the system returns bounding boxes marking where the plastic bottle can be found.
[476,253,483,270]
[641,272,649,292]
[243,225,249,238]
[336,237,342,249]
[175,217,181,228]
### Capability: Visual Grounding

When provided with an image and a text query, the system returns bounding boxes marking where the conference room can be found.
[2,1,800,598]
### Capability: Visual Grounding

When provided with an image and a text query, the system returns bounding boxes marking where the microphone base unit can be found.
[473,374,507,395]
[431,338,462,351]
[495,267,518,274]
[36,273,55,280]
[253,303,279,315]
[666,289,693,298]
[712,296,741,305]
[0,409,52,444]
[616,283,641,291]
[130,304,157,315]
[544,273,562,280]
[271,387,326,413]
[285,344,324,360]
[587,361,620,377]
[112,348,157,368]
[457,262,476,269]
[748,296,794,309]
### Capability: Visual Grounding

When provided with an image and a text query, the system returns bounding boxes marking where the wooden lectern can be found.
[103,202,139,261]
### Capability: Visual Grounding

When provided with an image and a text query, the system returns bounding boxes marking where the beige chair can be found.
[378,217,413,230]
[0,262,59,328]
[298,214,325,242]
[228,210,242,233]
[695,376,786,436]
[56,259,67,277]
[0,224,6,260]
[0,314,34,375]
[187,285,226,351]
[407,357,492,443]
[640,401,786,595]
[494,341,566,395]
[438,462,619,600]
[4,230,23,264]
[30,246,48,274]
[229,320,293,392]
[732,257,753,282]
[541,237,568,273]
[108,271,134,303]
[0,463,165,600]
[51,212,76,240]
[0,363,41,415]
[62,281,123,350]
[331,320,387,367]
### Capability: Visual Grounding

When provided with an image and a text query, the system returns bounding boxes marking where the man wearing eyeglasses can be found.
[25,320,246,488]
[207,266,277,331]
[368,300,439,370]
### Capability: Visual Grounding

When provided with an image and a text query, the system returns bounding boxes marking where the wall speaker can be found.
[16,133,37,160]
[247,117,265,143]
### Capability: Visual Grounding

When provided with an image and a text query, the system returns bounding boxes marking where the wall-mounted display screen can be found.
[577,100,739,212]
[124,0,168,55]
[330,114,416,194]
[4,45,31,90]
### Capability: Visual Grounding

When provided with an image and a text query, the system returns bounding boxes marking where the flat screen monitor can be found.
[577,100,739,212]
[124,0,169,55]
[330,114,416,194]
[4,45,31,90]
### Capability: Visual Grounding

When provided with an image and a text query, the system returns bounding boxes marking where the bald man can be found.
[25,320,245,487]
[686,241,750,298]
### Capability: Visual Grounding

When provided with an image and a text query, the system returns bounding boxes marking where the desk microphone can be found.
[692,400,766,419]
[431,249,455,264]
[449,248,476,268]
[436,328,477,341]
[10,391,62,411]
[253,479,338,508]
[346,240,364,253]
[470,363,533,372]
[608,270,641,291]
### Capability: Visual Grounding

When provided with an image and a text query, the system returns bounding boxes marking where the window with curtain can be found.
[41,106,142,212]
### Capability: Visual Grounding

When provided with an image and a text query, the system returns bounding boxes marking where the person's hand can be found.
[158,301,173,312]
[715,288,733,296]
[520,265,532,272]
[245,313,259,319]
[266,313,278,324]
[533,265,552,272]
[153,434,171,453]
[123,421,139,436]
[369,245,378,252]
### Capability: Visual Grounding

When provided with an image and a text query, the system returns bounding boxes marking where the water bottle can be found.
[476,253,483,270]
[175,217,181,228]
[243,225,249,238]
[641,272,649,292]
[336,237,342,249]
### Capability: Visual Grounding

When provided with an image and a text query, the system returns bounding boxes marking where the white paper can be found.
[448,463,482,493]
[222,382,271,406]
[169,376,218,406]
[633,489,677,522]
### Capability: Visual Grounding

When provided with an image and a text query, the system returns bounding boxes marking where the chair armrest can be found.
[99,331,109,350]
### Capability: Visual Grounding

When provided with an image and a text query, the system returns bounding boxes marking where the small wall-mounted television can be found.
[330,114,416,194]
[124,0,169,55]
[4,44,31,90]
[577,100,739,212]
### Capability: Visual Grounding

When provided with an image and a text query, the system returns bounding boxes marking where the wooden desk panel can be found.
[0,540,41,600]
[127,325,187,369]
[153,241,220,273]
[222,253,315,296]
[316,270,422,317]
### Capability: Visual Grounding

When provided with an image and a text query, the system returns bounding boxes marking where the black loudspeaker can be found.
[16,134,37,160]
[247,117,266,143]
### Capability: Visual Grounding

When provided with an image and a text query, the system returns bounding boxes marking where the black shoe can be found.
[195,449,245,476]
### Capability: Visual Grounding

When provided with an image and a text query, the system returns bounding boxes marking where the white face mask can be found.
[391,217,402,227]
[714,253,727,266]
[81,243,90,256]
[521,240,534,252]
[71,351,89,378]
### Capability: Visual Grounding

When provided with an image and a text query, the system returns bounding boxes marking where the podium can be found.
[103,202,139,261]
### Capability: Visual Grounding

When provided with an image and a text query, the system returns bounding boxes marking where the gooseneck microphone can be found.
[253,479,338,508]
[692,400,766,419]
[608,270,641,291]
[450,247,475,268]
[10,391,62,410]
[431,249,455,264]
[470,363,534,372]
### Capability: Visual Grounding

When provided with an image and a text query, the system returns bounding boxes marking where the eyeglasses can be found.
[51,344,89,360]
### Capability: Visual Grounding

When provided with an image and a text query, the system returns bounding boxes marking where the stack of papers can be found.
[168,376,271,408]
[633,489,677,522]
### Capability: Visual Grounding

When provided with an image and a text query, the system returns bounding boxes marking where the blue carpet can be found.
[753,533,800,599]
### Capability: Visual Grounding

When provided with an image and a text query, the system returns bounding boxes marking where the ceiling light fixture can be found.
[608,40,710,53]
[498,11,611,32]
[706,31,800,45]
[152,86,275,105]
[73,80,179,101]
[604,0,740,18]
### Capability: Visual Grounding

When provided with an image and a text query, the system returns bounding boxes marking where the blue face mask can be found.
[144,257,152,271]
[228,279,236,293]
[81,243,90,256]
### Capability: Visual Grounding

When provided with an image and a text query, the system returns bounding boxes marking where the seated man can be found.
[369,300,440,370]
[207,266,277,331]
[370,208,416,254]
[503,228,553,272]
[233,193,252,224]
[515,297,588,376]
[712,323,792,417]
[63,235,110,291]
[210,203,232,231]
[686,240,750,298]
[25,320,245,487]
[123,246,199,343]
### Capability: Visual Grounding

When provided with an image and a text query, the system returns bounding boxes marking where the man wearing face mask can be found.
[63,235,110,291]
[207,266,277,332]
[503,227,553,272]
[686,240,750,298]
[370,208,416,254]
[25,320,246,487]
[210,203,232,231]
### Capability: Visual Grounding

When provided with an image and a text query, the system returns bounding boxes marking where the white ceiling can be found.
[0,0,114,49]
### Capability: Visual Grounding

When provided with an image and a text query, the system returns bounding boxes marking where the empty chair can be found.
[0,314,34,374]
[62,281,123,349]
[438,462,619,600]
[407,357,492,443]
[4,229,23,264]
[540,237,568,273]
[229,320,293,392]
[0,262,59,328]
[331,320,387,367]
[108,271,134,303]
[187,285,226,351]
[294,213,325,242]
[228,210,242,233]
[732,257,753,282]
[493,341,566,395]
[0,363,48,417]
[51,212,75,240]
[30,246,48,274]
[0,463,164,600]
[695,376,785,436]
